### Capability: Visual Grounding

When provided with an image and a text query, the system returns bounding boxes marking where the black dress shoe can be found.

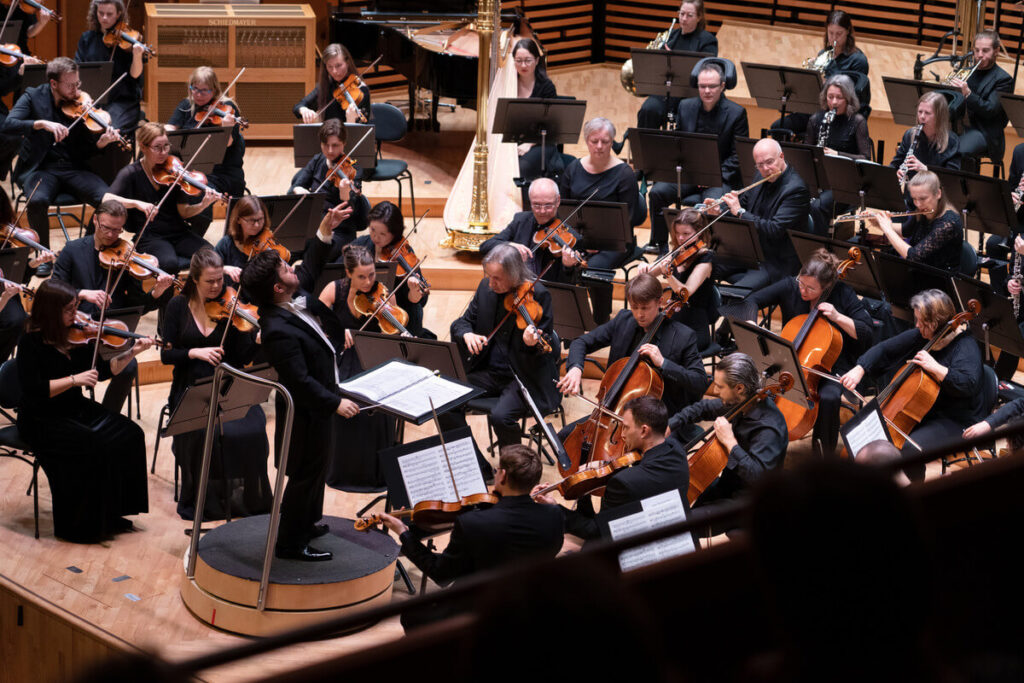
[642,242,666,255]
[35,262,53,278]
[310,523,330,538]
[275,545,333,562]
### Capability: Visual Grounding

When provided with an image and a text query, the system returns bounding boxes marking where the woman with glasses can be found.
[75,0,145,132]
[110,121,217,272]
[295,43,371,124]
[738,248,873,458]
[512,38,561,181]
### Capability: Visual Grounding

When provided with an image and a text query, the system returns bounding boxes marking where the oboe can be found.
[898,124,922,193]
[817,108,836,148]
[1013,247,1022,319]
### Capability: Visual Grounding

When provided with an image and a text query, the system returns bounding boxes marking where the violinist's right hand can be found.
[530,484,556,505]
[189,346,223,366]
[336,398,359,418]
[512,243,533,262]
[344,329,354,349]
[463,332,488,355]
[78,289,111,308]
[556,366,583,396]
[71,369,99,389]
[36,120,68,142]
[299,106,320,124]
[840,365,865,391]
[23,55,43,66]
[293,186,310,195]
[962,420,993,440]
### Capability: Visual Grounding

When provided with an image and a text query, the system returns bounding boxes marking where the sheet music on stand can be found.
[337,358,480,424]
[380,427,489,510]
[841,398,893,458]
[598,488,696,572]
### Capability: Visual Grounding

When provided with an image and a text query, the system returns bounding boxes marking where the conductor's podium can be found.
[181,515,399,636]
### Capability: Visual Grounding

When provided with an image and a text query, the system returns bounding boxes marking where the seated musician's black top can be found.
[558,161,643,227]
[738,164,810,281]
[675,95,748,189]
[902,208,962,272]
[529,75,557,99]
[964,63,1013,159]
[806,111,871,160]
[478,210,578,282]
[75,30,144,113]
[3,83,103,176]
[824,48,868,76]
[294,82,372,124]
[890,127,961,173]
[666,27,718,54]
[52,235,169,317]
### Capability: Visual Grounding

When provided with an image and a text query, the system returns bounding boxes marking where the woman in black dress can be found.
[160,247,272,520]
[559,116,643,324]
[110,121,216,272]
[317,245,395,491]
[1,0,51,55]
[15,279,150,541]
[75,0,145,131]
[744,248,873,458]
[512,38,561,181]
[348,200,430,337]
[294,43,370,124]
[890,91,961,187]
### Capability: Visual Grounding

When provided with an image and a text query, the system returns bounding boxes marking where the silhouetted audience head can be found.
[856,439,911,487]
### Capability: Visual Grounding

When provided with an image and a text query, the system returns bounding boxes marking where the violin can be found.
[532,450,643,501]
[151,155,230,205]
[776,248,861,441]
[0,43,41,66]
[102,21,155,56]
[561,297,685,476]
[97,238,185,294]
[18,0,59,21]
[686,373,794,504]
[354,493,499,531]
[204,286,260,332]
[353,281,411,336]
[235,228,290,262]
[380,241,430,291]
[59,93,131,151]
[0,223,56,259]
[68,311,165,349]
[0,269,34,311]
[531,219,587,268]
[195,103,249,130]
[502,280,553,354]
[332,73,368,123]
[328,157,358,188]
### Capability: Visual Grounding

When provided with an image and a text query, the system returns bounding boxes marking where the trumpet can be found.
[831,209,929,225]
[620,17,675,95]
[943,54,979,84]
[804,40,836,73]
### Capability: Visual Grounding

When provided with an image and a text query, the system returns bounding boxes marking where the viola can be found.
[0,43,41,66]
[68,311,165,349]
[332,74,368,123]
[532,450,643,501]
[0,223,56,259]
[151,155,230,205]
[102,21,155,56]
[235,228,290,262]
[97,238,185,294]
[195,103,249,130]
[561,297,685,476]
[381,241,431,291]
[18,0,59,21]
[59,93,131,151]
[204,286,260,332]
[531,219,587,268]
[685,373,794,504]
[353,281,411,336]
[503,281,553,354]
[354,493,499,531]
[776,248,861,441]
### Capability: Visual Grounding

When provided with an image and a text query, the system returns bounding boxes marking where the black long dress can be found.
[160,294,272,521]
[15,332,148,542]
[324,278,396,491]
[74,30,144,131]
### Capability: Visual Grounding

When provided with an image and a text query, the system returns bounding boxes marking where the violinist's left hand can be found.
[28,250,56,268]
[523,324,541,347]
[220,110,237,127]
[911,350,944,378]
[561,248,579,267]
[713,416,738,453]
[132,337,155,354]
[378,512,408,536]
[637,343,664,368]
[530,484,557,505]
[200,188,220,209]
[407,276,425,302]
[23,55,43,66]
[97,126,120,149]
[335,176,352,201]
[131,42,146,58]
[152,273,174,298]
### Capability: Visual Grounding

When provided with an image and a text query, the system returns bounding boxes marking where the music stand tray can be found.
[740,62,823,117]
[557,199,631,252]
[932,166,1015,239]
[492,97,586,146]
[821,157,905,217]
[226,193,327,257]
[162,364,277,438]
[627,129,722,188]
[631,48,712,100]
[872,251,957,322]
[350,331,469,382]
[292,123,376,169]
[704,215,763,271]
[0,21,22,45]
[952,275,1024,362]
[788,231,885,300]
[0,246,30,284]
[999,92,1024,137]
[166,128,230,175]
[728,317,811,408]
[541,279,597,342]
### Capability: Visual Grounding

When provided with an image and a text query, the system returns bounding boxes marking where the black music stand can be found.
[736,137,828,197]
[952,276,1024,380]
[728,317,811,409]
[492,97,586,176]
[631,48,712,107]
[0,246,30,284]
[932,166,1015,241]
[788,231,885,300]
[872,251,957,322]
[314,261,397,298]
[740,62,822,121]
[627,129,722,196]
[822,159,905,240]
[556,199,631,252]
[541,279,596,342]
[0,21,21,44]
[226,193,327,257]
[999,93,1024,136]
[162,363,276,438]
[292,123,377,170]
[351,331,469,382]
[23,62,112,94]
[882,77,958,126]
[166,128,230,175]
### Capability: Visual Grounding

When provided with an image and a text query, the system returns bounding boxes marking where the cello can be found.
[776,248,861,440]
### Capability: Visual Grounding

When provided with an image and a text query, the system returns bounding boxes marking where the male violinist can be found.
[379,444,564,631]
[289,117,370,255]
[668,352,788,516]
[533,396,688,541]
[557,272,708,420]
[2,57,139,273]
[478,177,582,283]
[51,200,174,412]
[440,243,561,458]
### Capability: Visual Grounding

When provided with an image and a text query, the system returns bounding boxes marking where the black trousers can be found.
[138,230,212,272]
[21,162,110,249]
[585,248,631,324]
[900,416,966,482]
[275,414,331,552]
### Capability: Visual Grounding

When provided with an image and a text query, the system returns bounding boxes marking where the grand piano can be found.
[331,1,522,131]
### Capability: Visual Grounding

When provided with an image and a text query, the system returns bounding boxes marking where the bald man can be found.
[479,177,582,283]
[705,138,810,289]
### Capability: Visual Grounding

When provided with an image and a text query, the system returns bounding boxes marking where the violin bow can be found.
[194,67,246,129]
[62,72,128,136]
[647,210,726,271]
[559,383,625,422]
[479,260,555,351]
[356,255,429,332]
[314,55,382,119]
[0,178,41,250]
[529,187,599,258]
[0,1,17,46]
[387,208,430,259]
[428,396,461,501]
[109,0,131,63]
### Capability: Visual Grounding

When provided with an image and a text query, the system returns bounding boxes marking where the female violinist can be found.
[0,0,51,56]
[294,43,371,124]
[289,117,369,253]
[841,289,987,482]
[316,245,396,491]
[0,270,25,362]
[160,247,272,521]
[75,0,144,131]
[637,208,716,348]
[741,248,873,458]
[512,38,562,181]
[165,66,246,200]
[863,170,963,273]
[15,278,150,542]
[348,200,430,337]
[110,121,216,272]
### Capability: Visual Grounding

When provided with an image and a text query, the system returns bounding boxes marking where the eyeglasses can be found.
[60,80,81,89]
[148,143,171,152]
[241,215,266,225]
[190,86,214,95]
[532,203,557,210]
[794,277,820,293]
[514,58,536,65]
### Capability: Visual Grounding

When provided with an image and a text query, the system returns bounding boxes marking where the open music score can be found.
[337,359,476,423]
[603,489,696,572]
[397,436,488,506]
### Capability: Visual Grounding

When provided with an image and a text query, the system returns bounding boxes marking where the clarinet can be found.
[817,108,836,148]
[898,124,923,193]
[1013,246,1022,319]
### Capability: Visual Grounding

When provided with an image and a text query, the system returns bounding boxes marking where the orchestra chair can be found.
[942,364,998,473]
[0,359,41,539]
[960,241,980,278]
[978,155,1005,180]
[366,103,415,217]
[13,188,88,243]
[150,402,180,502]
[462,395,565,466]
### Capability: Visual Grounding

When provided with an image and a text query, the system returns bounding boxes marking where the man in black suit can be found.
[950,30,1013,165]
[704,138,810,289]
[2,58,144,273]
[535,395,688,540]
[557,272,708,419]
[645,60,748,253]
[478,177,583,283]
[240,204,355,562]
[443,243,561,452]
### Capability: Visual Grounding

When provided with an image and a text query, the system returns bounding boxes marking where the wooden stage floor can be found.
[0,45,1015,681]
